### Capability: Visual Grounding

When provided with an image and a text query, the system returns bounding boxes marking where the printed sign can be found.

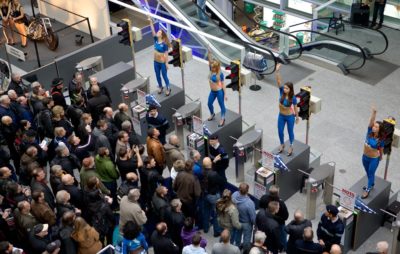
[261,151,274,171]
[192,115,203,136]
[340,188,356,212]
[254,182,267,199]
[6,44,25,61]
[137,89,146,106]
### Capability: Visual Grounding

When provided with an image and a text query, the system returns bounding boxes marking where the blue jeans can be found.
[208,90,226,119]
[279,224,287,250]
[278,114,295,145]
[203,193,222,235]
[372,2,386,25]
[230,228,240,245]
[234,222,253,248]
[362,155,380,189]
[197,0,208,24]
[154,61,170,89]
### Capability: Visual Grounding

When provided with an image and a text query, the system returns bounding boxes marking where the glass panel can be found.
[288,0,313,14]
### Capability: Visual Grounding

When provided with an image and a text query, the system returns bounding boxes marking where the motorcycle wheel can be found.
[45,29,59,51]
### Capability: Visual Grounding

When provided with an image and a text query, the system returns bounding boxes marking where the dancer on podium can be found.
[361,106,384,199]
[275,63,299,156]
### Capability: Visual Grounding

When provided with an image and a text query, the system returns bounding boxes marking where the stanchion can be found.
[306,119,310,145]
[380,209,400,254]
[384,153,391,180]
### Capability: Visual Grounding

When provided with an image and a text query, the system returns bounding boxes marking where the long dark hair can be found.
[123,221,141,240]
[280,82,294,106]
[370,121,385,141]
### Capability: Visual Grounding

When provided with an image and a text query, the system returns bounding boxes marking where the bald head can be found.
[294,209,304,222]
[330,244,342,254]
[126,172,138,181]
[376,241,389,254]
[168,135,179,146]
[220,229,230,244]
[156,222,167,235]
[203,157,212,169]
[1,116,12,125]
[61,174,74,185]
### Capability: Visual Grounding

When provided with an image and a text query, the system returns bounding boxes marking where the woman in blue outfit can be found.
[275,63,299,156]
[361,106,384,199]
[121,221,148,254]
[207,48,227,127]
[148,16,171,96]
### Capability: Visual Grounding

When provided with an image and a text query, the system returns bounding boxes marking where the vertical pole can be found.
[86,18,95,43]
[131,43,136,80]
[238,89,242,115]
[384,153,391,180]
[34,40,41,67]
[306,119,310,145]
[181,67,185,92]
[31,0,36,18]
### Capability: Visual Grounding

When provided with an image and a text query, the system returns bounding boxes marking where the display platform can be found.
[203,109,242,158]
[272,140,311,201]
[350,176,391,250]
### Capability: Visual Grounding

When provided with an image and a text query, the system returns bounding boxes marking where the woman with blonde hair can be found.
[52,105,74,137]
[216,189,241,245]
[1,0,15,45]
[148,15,172,96]
[10,0,27,47]
[207,48,227,127]
[71,216,102,254]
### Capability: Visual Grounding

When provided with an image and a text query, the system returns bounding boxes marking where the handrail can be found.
[289,17,388,55]
[291,29,367,71]
[223,0,303,60]
[167,0,278,74]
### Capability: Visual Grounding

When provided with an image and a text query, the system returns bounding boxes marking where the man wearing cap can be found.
[208,134,229,182]
[50,78,67,110]
[317,205,344,252]
[146,105,169,145]
[28,223,51,253]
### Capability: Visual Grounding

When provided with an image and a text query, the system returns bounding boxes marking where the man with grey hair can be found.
[367,241,389,254]
[87,76,111,102]
[119,188,147,232]
[211,229,240,254]
[114,103,131,130]
[0,94,17,125]
[164,134,185,171]
[120,120,140,147]
[8,72,25,96]
[295,226,323,253]
[248,231,268,254]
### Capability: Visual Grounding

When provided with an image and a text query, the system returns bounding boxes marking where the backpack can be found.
[90,201,111,238]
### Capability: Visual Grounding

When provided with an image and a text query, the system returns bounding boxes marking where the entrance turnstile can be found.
[173,101,202,149]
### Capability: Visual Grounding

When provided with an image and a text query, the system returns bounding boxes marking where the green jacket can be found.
[95,155,119,183]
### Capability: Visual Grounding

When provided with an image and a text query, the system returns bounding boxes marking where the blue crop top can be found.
[365,127,384,149]
[210,72,224,83]
[153,36,168,53]
[279,87,297,107]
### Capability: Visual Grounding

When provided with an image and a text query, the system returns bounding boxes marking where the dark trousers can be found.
[182,200,196,218]
[372,2,386,25]
[103,180,118,209]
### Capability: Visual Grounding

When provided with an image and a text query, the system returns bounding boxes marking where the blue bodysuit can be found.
[208,72,226,119]
[153,36,170,89]
[278,86,297,145]
[362,127,384,190]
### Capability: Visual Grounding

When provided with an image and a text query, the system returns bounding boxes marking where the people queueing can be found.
[317,205,345,253]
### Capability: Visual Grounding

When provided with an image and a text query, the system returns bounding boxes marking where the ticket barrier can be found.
[301,162,336,220]
[173,101,202,149]
[233,129,263,183]
[187,132,206,159]
[338,206,355,253]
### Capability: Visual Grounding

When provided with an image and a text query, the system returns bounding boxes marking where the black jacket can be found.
[146,113,169,145]
[259,194,289,225]
[52,118,74,138]
[295,239,323,254]
[87,84,111,103]
[256,209,281,254]
[8,80,25,96]
[31,180,55,209]
[285,219,312,254]
[58,184,83,209]
[59,225,77,254]
[56,203,76,221]
[51,86,67,109]
[152,193,171,222]
[51,154,81,176]
[166,210,185,250]
[87,95,111,124]
[28,231,50,253]
[150,231,179,254]
[204,169,225,194]
[209,144,229,180]
[38,108,54,138]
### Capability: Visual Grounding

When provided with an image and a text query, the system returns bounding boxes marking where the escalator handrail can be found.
[223,0,304,60]
[167,0,278,74]
[291,29,367,70]
[289,17,388,55]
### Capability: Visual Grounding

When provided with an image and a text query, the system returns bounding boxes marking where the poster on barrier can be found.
[137,89,146,106]
[193,116,203,136]
[254,182,267,200]
[262,151,274,171]
[340,188,356,212]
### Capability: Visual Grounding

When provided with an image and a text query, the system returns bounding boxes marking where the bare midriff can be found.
[279,103,293,116]
[363,143,380,158]
[154,51,166,63]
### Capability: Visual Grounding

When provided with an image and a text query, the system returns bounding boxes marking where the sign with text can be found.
[340,188,356,212]
[137,89,146,106]
[254,182,267,200]
[6,44,25,61]
[192,115,203,136]
[262,151,274,171]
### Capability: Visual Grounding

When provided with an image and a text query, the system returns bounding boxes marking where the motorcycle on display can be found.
[27,16,59,51]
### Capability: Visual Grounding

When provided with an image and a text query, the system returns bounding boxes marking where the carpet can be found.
[348,57,399,85]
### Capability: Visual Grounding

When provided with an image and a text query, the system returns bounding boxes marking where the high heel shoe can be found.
[165,88,171,96]
[207,114,215,121]
[278,145,285,154]
[287,146,293,156]
[218,118,225,127]
[361,188,371,199]
[158,87,163,94]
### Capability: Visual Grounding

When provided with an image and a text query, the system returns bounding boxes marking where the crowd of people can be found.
[0,71,391,254]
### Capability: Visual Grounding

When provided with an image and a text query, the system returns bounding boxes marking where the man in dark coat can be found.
[146,105,169,145]
[86,85,111,125]
[8,73,25,96]
[256,201,282,254]
[285,209,312,254]
[28,223,51,253]
[58,174,83,209]
[50,145,81,176]
[87,76,111,102]
[151,222,179,254]
[31,168,55,210]
[50,78,67,110]
[317,205,344,253]
[295,227,323,254]
[208,134,229,181]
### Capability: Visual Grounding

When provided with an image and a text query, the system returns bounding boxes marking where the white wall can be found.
[38,0,111,39]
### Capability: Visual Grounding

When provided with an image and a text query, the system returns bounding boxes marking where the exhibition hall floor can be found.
[134,26,400,253]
